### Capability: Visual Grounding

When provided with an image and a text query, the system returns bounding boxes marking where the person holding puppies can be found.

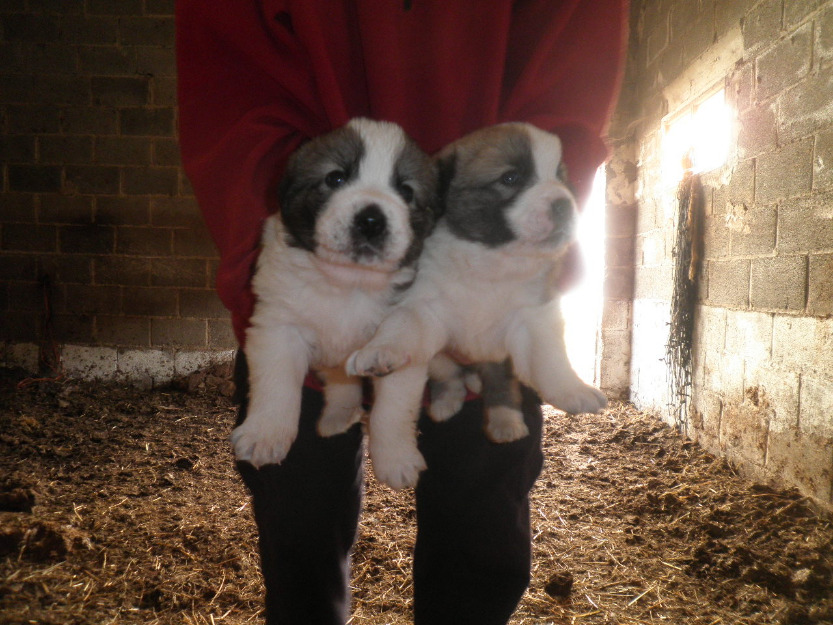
[176,2,628,624]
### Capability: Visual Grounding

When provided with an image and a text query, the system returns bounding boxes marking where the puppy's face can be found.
[278,118,436,275]
[437,123,577,253]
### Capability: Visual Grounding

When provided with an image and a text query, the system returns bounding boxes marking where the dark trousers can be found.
[233,351,543,625]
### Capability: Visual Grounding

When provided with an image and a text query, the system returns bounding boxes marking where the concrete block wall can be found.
[617,0,833,506]
[599,140,638,399]
[0,1,235,384]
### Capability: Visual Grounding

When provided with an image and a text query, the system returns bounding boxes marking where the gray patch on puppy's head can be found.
[277,124,366,251]
[437,124,537,247]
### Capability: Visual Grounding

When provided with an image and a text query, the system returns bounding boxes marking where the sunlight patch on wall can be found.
[562,166,606,385]
[661,89,733,186]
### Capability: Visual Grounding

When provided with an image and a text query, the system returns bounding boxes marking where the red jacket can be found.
[176,0,629,346]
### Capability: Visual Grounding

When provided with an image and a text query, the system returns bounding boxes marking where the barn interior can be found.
[1,1,832,624]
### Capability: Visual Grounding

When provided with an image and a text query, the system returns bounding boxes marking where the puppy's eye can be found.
[325,170,348,189]
[500,170,521,186]
[397,182,415,203]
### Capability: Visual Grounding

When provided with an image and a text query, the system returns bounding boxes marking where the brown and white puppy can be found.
[346,122,607,489]
[232,118,436,468]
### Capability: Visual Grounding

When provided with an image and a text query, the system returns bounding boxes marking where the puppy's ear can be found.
[276,144,305,214]
[434,152,457,218]
[421,159,441,226]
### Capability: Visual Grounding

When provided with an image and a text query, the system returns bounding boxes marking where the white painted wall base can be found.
[629,298,673,420]
[1,342,235,388]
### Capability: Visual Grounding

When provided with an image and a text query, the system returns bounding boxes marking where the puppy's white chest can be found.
[445,284,521,360]
[305,288,389,367]
[251,229,398,367]
[419,228,557,360]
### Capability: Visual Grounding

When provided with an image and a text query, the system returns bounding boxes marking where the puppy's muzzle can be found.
[551,197,575,237]
[351,204,388,258]
[549,197,575,243]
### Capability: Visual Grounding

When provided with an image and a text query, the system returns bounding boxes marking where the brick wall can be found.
[0,1,235,384]
[614,0,833,507]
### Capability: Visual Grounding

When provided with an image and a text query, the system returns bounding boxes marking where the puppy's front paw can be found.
[371,444,427,490]
[346,346,410,377]
[318,406,365,437]
[485,406,530,443]
[548,383,607,415]
[231,417,296,468]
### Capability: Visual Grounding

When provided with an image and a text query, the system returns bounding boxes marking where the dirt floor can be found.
[1,366,832,625]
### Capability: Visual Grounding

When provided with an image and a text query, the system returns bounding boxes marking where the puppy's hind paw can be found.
[485,406,530,443]
[318,406,365,437]
[346,346,410,377]
[231,420,295,468]
[428,379,467,423]
[463,370,483,394]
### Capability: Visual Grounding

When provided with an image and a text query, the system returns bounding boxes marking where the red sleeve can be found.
[176,1,334,345]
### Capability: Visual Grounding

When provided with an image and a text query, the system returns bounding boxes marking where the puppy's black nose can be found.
[352,204,388,244]
[551,197,573,221]
[550,197,575,238]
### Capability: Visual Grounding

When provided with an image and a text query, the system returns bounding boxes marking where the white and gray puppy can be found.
[346,122,607,489]
[233,118,436,469]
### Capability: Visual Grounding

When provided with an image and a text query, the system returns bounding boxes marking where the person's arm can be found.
[176,1,329,345]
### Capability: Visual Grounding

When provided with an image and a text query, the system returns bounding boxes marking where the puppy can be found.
[232,118,437,468]
[346,122,607,489]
